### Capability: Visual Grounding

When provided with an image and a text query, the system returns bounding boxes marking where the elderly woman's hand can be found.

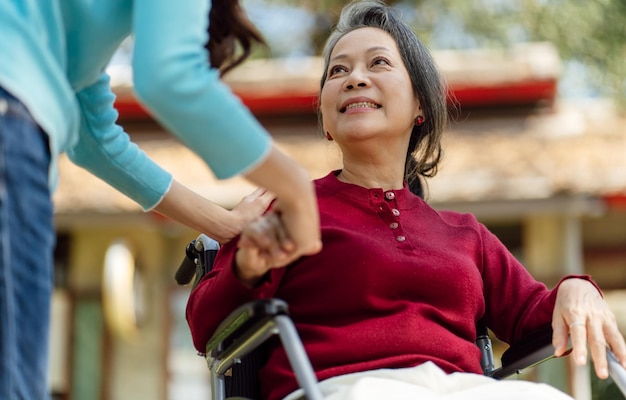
[552,278,626,379]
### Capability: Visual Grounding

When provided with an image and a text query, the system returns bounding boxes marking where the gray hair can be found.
[320,0,447,196]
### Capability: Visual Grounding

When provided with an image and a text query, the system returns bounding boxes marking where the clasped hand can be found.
[235,205,321,287]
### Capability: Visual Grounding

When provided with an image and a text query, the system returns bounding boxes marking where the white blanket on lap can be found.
[282,362,573,400]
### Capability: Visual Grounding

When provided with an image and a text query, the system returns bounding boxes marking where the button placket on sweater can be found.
[371,189,408,245]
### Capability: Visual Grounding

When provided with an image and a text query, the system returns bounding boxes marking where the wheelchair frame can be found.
[178,234,626,400]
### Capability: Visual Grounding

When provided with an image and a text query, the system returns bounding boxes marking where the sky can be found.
[244,0,317,58]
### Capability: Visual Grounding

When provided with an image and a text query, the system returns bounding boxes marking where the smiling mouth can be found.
[341,101,382,113]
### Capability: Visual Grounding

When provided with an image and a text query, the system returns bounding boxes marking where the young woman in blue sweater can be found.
[0,1,321,398]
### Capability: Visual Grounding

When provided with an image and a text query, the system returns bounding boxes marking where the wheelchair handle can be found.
[608,348,626,395]
[175,241,197,285]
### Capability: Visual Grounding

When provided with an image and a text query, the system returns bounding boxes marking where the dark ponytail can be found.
[207,0,266,75]
[405,131,426,199]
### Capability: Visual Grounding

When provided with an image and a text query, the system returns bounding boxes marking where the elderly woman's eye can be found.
[329,65,347,76]
[373,57,390,66]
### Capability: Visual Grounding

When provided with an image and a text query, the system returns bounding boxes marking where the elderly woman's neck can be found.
[337,164,405,191]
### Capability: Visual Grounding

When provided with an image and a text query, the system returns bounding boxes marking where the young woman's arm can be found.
[154,181,272,244]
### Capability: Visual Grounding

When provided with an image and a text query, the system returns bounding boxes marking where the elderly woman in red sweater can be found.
[187,1,626,399]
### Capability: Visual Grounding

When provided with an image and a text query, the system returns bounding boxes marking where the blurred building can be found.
[49,43,626,400]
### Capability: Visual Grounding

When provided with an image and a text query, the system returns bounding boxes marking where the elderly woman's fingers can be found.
[568,318,589,366]
[604,318,626,370]
[552,315,572,357]
[587,319,609,378]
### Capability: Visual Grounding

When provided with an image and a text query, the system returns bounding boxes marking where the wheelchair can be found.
[176,234,626,400]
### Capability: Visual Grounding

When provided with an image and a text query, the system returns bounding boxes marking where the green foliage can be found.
[591,370,626,400]
[263,0,625,104]
[426,0,626,102]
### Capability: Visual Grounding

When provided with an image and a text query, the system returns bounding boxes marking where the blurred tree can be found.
[246,0,625,104]
[426,0,626,103]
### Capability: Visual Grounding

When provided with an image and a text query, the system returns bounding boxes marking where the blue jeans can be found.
[0,87,54,400]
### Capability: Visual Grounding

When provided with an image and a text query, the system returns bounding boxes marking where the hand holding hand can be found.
[241,146,322,263]
[235,211,299,287]
[552,278,626,379]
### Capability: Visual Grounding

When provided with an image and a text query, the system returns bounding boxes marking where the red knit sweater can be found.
[187,171,591,400]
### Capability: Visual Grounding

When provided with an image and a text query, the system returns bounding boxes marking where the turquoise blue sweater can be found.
[0,0,271,210]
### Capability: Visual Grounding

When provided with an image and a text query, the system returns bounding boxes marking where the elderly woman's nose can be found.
[344,71,369,90]
[346,81,368,90]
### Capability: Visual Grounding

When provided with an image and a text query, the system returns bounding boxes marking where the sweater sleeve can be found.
[186,238,285,353]
[67,73,172,210]
[130,0,272,179]
[479,224,601,344]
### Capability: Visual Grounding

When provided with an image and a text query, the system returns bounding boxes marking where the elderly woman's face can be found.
[320,27,421,143]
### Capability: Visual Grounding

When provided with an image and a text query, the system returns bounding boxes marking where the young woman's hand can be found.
[228,187,273,233]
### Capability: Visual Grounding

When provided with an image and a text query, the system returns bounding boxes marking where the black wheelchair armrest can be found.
[491,324,569,379]
[491,325,626,396]
[205,298,289,359]
[204,298,324,400]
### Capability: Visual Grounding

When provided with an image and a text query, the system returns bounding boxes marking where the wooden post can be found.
[523,214,591,400]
